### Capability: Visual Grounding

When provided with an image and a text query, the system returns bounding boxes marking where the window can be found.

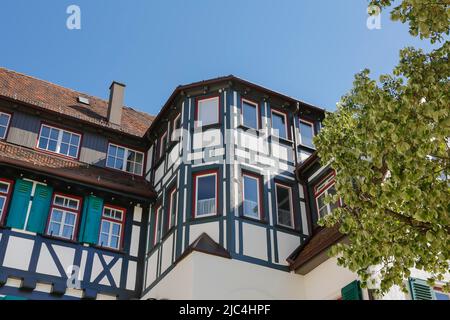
[434,287,450,300]
[271,110,288,139]
[167,188,178,230]
[0,179,12,223]
[315,172,339,219]
[0,112,11,140]
[158,131,168,160]
[275,183,294,228]
[242,99,259,129]
[37,124,81,158]
[153,205,163,245]
[299,119,315,148]
[196,96,219,127]
[171,114,182,141]
[242,173,262,219]
[98,206,125,250]
[46,194,81,241]
[106,143,144,176]
[193,171,218,218]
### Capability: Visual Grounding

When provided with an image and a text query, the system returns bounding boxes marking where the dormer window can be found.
[106,143,144,176]
[0,112,11,140]
[37,124,81,159]
[299,119,315,148]
[195,96,220,127]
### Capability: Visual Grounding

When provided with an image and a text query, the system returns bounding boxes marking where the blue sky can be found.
[0,0,436,114]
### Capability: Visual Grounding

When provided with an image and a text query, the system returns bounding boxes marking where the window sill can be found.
[270,135,294,146]
[297,143,316,151]
[41,233,79,245]
[190,214,220,223]
[192,123,222,132]
[239,215,268,225]
[237,124,264,136]
[93,244,126,255]
[275,224,298,233]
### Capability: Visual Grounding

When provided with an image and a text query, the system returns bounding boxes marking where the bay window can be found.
[242,173,262,219]
[46,194,82,240]
[0,112,11,140]
[193,170,218,218]
[196,96,219,127]
[314,172,339,218]
[98,205,125,250]
[106,143,144,176]
[275,183,294,228]
[37,124,81,158]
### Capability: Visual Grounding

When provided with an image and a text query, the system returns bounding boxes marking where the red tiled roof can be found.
[0,68,155,137]
[0,141,155,199]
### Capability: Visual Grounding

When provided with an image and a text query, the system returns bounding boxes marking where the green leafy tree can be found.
[315,0,449,295]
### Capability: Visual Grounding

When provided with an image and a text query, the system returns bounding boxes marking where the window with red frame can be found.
[275,182,294,228]
[299,118,315,148]
[314,172,340,219]
[193,170,218,218]
[167,187,178,231]
[241,99,260,130]
[0,179,13,224]
[37,124,81,159]
[242,172,263,220]
[271,109,289,140]
[153,205,163,245]
[195,96,220,127]
[46,193,82,241]
[98,205,126,250]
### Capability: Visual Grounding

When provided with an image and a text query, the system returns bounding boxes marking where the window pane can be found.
[38,137,48,150]
[110,236,119,249]
[69,146,78,157]
[243,176,259,218]
[198,98,219,126]
[108,145,117,156]
[65,212,75,226]
[48,139,58,152]
[243,102,258,129]
[106,156,115,168]
[436,292,450,300]
[300,121,314,147]
[48,222,61,236]
[276,186,292,226]
[0,114,10,126]
[50,128,59,140]
[116,146,125,159]
[112,223,121,236]
[0,182,9,194]
[0,196,6,216]
[272,112,287,139]
[41,126,50,138]
[60,143,69,155]
[62,226,74,239]
[170,192,177,227]
[0,127,6,139]
[70,134,80,146]
[101,220,110,234]
[52,209,63,222]
[99,233,109,247]
[196,175,216,216]
[62,132,71,144]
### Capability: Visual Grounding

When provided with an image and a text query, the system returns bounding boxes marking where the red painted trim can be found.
[106,141,146,177]
[45,192,83,241]
[274,181,295,229]
[0,178,14,226]
[192,169,219,219]
[271,108,291,140]
[313,171,341,218]
[35,121,83,160]
[241,171,264,221]
[194,94,221,128]
[241,97,262,130]
[166,186,177,231]
[158,131,168,160]
[0,110,13,141]
[98,204,127,250]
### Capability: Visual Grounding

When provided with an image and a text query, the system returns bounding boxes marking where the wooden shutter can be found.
[341,280,363,300]
[79,195,103,244]
[6,179,33,229]
[409,278,436,300]
[26,184,53,233]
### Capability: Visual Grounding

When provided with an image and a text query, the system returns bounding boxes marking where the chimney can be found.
[107,81,126,126]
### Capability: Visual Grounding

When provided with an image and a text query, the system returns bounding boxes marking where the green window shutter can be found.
[2,295,27,300]
[409,278,436,300]
[341,280,363,300]
[26,184,53,233]
[79,195,103,245]
[6,179,33,229]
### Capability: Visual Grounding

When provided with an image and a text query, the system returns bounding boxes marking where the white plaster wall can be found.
[276,232,301,266]
[193,129,222,149]
[242,223,267,261]
[3,236,34,270]
[189,222,220,245]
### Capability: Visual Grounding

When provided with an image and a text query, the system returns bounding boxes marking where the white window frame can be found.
[275,183,294,228]
[98,206,125,250]
[171,114,182,142]
[106,143,144,176]
[299,119,315,148]
[0,112,11,140]
[37,124,81,158]
[196,96,220,127]
[314,173,339,219]
[154,206,163,245]
[168,188,178,229]
[194,172,218,218]
[46,194,80,240]
[271,109,288,139]
[241,99,259,129]
[242,173,261,219]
